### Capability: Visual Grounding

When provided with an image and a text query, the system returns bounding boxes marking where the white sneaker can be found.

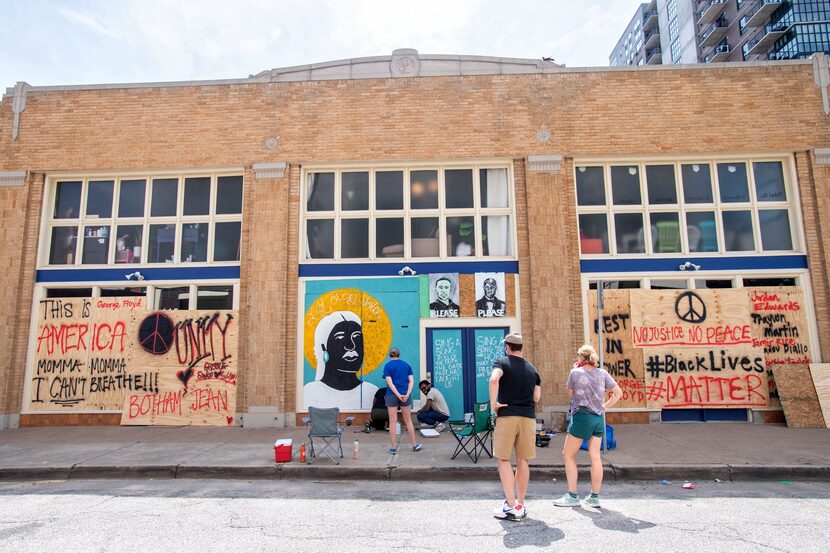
[434,422,446,432]
[493,500,526,520]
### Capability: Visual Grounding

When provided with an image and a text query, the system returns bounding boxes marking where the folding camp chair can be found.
[302,407,355,464]
[448,401,494,463]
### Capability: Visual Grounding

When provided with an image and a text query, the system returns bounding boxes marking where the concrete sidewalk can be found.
[0,423,828,482]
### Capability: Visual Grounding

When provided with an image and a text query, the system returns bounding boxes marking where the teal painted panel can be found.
[474,328,508,403]
[431,329,465,420]
[302,277,419,411]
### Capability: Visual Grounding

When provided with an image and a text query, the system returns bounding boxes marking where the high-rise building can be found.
[610,0,830,65]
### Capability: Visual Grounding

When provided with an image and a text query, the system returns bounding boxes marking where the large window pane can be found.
[376,171,403,210]
[86,180,113,218]
[445,169,474,209]
[118,179,146,218]
[717,163,749,203]
[46,288,92,298]
[81,226,110,264]
[216,175,243,214]
[410,170,438,209]
[155,286,190,310]
[578,214,609,254]
[214,222,241,261]
[307,173,334,212]
[54,181,82,218]
[183,177,211,216]
[743,277,796,287]
[576,167,605,206]
[482,215,511,256]
[611,166,641,205]
[151,178,178,217]
[306,219,334,259]
[101,287,146,297]
[341,172,369,211]
[722,211,755,251]
[447,216,475,257]
[646,165,677,204]
[686,211,718,252]
[197,285,233,310]
[341,218,369,258]
[411,217,439,257]
[695,279,733,289]
[681,164,713,203]
[181,223,208,262]
[49,226,78,264]
[614,213,645,253]
[651,279,688,290]
[753,161,786,202]
[759,209,793,251]
[376,218,404,257]
[115,225,142,263]
[480,168,509,208]
[148,224,176,263]
[650,212,681,253]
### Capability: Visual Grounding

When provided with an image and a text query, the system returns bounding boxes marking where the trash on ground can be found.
[779,481,794,485]
[660,479,670,485]
[682,481,695,489]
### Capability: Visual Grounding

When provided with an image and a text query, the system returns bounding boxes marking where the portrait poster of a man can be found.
[429,273,460,318]
[475,272,507,317]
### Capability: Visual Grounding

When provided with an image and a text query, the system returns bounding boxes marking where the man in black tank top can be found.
[489,332,541,521]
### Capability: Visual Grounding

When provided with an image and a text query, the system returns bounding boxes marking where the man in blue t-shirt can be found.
[382,348,423,454]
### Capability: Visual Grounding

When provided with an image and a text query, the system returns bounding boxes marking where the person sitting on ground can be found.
[369,386,389,431]
[416,380,450,432]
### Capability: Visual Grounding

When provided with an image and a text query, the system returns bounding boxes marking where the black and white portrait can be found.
[429,273,460,318]
[475,272,506,317]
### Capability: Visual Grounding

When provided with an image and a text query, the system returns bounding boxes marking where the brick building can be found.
[1,50,828,429]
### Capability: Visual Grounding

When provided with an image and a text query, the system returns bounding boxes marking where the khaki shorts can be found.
[493,416,536,461]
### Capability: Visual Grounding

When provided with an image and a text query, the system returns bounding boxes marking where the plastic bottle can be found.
[299,443,306,463]
[353,439,359,460]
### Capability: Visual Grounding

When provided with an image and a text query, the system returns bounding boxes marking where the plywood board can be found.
[122,309,238,426]
[459,273,516,318]
[588,289,645,408]
[809,364,830,428]
[642,346,768,409]
[29,297,147,412]
[748,287,812,409]
[772,365,825,428]
[629,289,752,348]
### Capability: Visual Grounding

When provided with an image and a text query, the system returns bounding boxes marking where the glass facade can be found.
[769,0,830,59]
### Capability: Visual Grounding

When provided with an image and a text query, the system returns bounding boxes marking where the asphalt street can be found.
[0,479,827,552]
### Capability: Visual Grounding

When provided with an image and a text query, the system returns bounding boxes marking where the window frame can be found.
[33,281,240,310]
[300,160,518,263]
[574,155,802,258]
[39,170,244,268]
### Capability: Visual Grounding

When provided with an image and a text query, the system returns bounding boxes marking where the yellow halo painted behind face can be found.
[303,288,392,378]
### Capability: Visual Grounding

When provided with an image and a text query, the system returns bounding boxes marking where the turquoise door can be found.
[427,327,508,420]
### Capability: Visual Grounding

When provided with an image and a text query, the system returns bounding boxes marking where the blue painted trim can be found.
[36,265,241,283]
[299,261,519,278]
[579,255,808,273]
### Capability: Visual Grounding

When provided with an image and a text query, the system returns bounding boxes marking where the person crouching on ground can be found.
[383,347,423,454]
[554,344,623,509]
[490,332,541,521]
[416,380,450,432]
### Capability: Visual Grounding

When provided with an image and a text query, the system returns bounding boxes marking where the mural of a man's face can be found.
[483,278,498,300]
[435,278,452,303]
[323,319,364,374]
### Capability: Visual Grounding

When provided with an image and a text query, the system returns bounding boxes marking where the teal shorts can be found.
[567,407,604,440]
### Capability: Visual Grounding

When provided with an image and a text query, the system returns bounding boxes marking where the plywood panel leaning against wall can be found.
[748,288,813,409]
[30,297,148,411]
[771,366,825,428]
[588,290,645,408]
[122,310,238,426]
[809,364,830,428]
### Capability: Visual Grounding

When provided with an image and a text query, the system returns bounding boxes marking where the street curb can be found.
[1,464,829,482]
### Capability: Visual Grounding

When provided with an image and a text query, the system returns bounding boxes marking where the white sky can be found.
[1,0,639,87]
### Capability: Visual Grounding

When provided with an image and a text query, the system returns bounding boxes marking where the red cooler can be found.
[274,439,292,463]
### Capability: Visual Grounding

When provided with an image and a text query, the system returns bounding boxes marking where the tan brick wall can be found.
[1,62,828,421]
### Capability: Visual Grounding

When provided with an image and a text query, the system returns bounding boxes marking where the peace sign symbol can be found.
[138,312,175,355]
[674,291,707,324]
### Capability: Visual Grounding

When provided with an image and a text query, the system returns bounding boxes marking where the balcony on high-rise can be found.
[742,0,784,29]
[643,9,659,32]
[698,0,728,26]
[646,46,662,64]
[743,21,788,57]
[700,17,729,48]
[644,28,661,50]
[704,41,731,63]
